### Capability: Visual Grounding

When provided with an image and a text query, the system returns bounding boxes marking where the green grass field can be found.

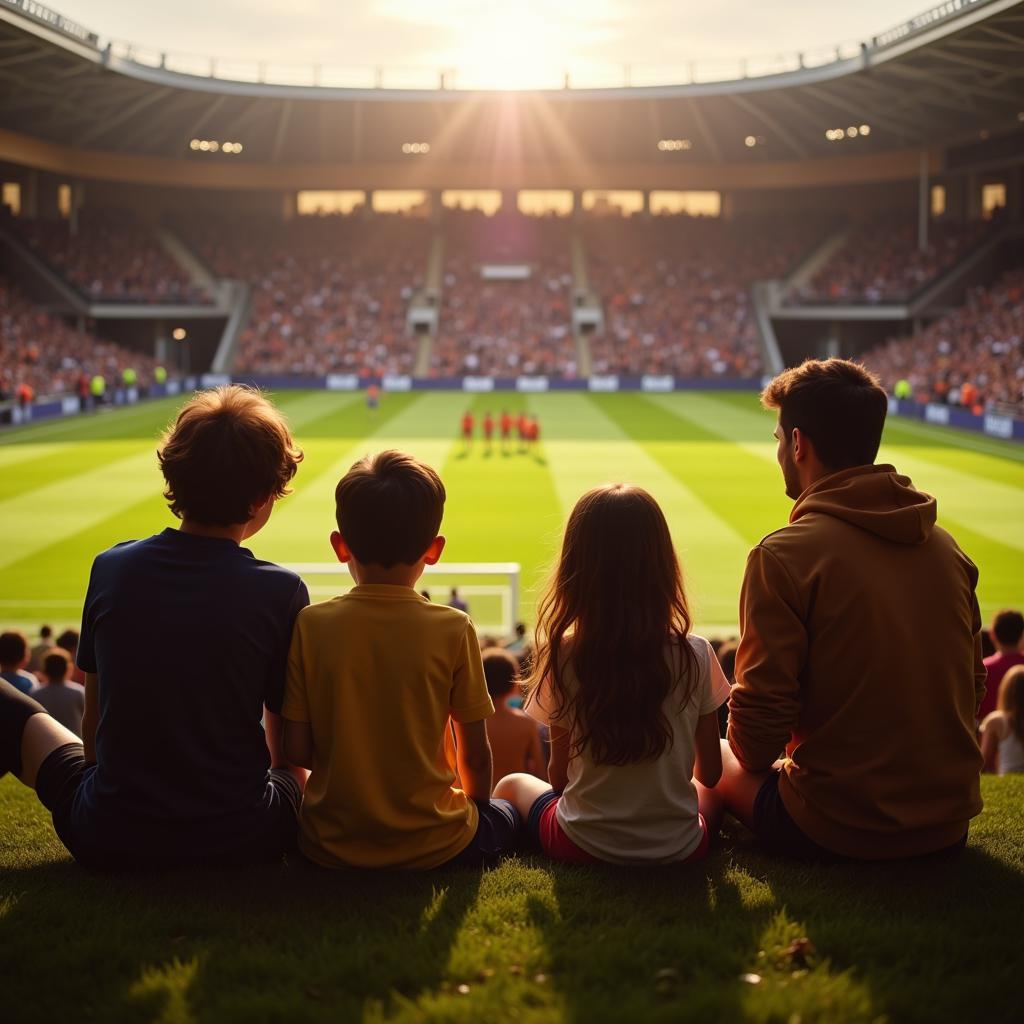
[1,389,1021,637]
[2,773,1022,1023]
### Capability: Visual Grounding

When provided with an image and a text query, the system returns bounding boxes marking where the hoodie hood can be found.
[790,464,936,545]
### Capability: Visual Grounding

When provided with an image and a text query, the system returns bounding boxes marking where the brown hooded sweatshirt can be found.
[728,463,985,859]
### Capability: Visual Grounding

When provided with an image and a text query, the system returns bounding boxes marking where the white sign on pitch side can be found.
[516,376,549,392]
[588,376,619,392]
[641,375,675,392]
[984,414,1013,439]
[382,375,412,392]
[326,375,359,391]
[463,376,495,392]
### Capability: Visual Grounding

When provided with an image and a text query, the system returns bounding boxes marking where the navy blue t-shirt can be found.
[76,528,309,842]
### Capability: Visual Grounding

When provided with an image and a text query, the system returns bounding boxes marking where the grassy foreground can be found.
[1,775,1021,1024]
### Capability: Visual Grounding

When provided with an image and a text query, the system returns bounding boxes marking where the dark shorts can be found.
[752,770,969,862]
[443,798,522,868]
[36,743,302,869]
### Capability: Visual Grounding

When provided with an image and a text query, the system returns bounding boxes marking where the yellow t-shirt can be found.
[283,584,494,869]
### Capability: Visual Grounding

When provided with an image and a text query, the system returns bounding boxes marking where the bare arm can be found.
[526,722,546,781]
[283,718,314,770]
[453,718,493,800]
[547,724,570,792]
[693,711,723,787]
[82,673,99,763]
[980,718,1001,775]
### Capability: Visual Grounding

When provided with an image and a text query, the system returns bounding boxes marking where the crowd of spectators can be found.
[430,253,576,377]
[182,214,429,377]
[0,275,168,401]
[430,210,576,377]
[862,267,1024,414]
[586,216,821,378]
[790,217,993,305]
[13,208,209,305]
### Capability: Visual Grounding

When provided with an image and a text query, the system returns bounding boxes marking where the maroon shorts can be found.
[528,790,711,865]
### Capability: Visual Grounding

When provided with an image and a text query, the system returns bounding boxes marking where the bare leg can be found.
[695,780,724,839]
[493,772,552,818]
[20,713,82,789]
[715,738,772,831]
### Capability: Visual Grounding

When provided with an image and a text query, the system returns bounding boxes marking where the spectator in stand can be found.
[0,632,37,694]
[980,610,1024,722]
[1,275,172,400]
[482,647,545,788]
[718,359,985,860]
[448,587,469,614]
[862,267,1024,416]
[791,217,992,305]
[180,213,427,378]
[28,625,53,674]
[15,208,209,305]
[55,629,86,685]
[30,648,85,737]
[586,215,820,379]
[980,665,1024,775]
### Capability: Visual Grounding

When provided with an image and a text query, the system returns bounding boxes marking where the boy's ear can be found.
[330,530,352,563]
[422,535,446,566]
[249,492,273,518]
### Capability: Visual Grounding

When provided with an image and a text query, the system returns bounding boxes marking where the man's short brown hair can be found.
[762,358,888,470]
[483,647,520,699]
[335,450,446,568]
[157,386,302,526]
[992,609,1024,648]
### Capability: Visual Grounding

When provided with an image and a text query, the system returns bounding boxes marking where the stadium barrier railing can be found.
[3,377,1021,444]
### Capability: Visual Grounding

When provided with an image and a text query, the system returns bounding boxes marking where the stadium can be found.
[0,0,1023,1020]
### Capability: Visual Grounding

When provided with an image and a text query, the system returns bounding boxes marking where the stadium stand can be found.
[13,208,210,305]
[430,211,577,377]
[585,216,822,377]
[788,216,995,305]
[863,266,1024,415]
[180,214,429,377]
[0,274,169,399]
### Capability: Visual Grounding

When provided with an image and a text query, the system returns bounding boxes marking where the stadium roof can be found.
[0,0,1022,179]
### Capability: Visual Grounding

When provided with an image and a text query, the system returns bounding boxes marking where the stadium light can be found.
[846,127,857,138]
[859,124,871,135]
[744,135,757,148]
[172,327,187,341]
[657,139,692,151]
[402,142,430,155]
[189,139,200,151]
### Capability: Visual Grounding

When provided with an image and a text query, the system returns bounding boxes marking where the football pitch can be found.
[1,388,1021,636]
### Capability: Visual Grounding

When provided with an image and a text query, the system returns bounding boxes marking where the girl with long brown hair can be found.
[493,484,730,864]
[980,665,1024,775]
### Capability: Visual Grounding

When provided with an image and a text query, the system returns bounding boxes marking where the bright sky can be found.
[56,0,933,88]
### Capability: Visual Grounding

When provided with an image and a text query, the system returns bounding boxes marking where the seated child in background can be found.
[494,484,729,865]
[980,665,1024,775]
[283,450,521,869]
[482,647,545,788]
[31,648,85,737]
[0,632,37,694]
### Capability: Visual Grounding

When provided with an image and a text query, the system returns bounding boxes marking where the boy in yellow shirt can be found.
[283,449,521,868]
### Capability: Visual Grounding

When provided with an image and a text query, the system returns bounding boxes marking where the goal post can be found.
[285,561,521,638]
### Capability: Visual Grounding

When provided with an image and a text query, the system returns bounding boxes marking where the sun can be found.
[443,10,573,90]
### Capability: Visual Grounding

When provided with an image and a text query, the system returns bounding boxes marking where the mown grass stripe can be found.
[525,392,752,626]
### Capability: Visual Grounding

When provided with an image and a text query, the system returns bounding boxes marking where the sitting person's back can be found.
[981,666,1024,775]
[30,649,85,737]
[482,647,544,786]
[283,450,520,869]
[722,359,984,860]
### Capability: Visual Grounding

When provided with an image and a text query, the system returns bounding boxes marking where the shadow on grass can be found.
[0,857,483,1024]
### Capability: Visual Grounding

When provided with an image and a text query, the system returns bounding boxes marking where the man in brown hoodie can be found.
[718,358,985,860]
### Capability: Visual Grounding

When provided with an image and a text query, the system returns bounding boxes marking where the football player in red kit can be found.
[483,411,495,453]
[461,409,475,450]
[500,410,513,453]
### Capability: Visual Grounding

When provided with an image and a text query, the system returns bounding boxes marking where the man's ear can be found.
[330,530,352,564]
[422,535,446,566]
[790,427,809,465]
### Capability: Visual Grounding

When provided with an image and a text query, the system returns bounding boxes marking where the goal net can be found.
[285,562,521,639]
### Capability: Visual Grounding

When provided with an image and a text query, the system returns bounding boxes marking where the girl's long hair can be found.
[998,665,1024,740]
[527,484,698,765]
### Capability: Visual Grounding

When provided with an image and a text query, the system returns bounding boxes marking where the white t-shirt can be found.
[980,711,1024,775]
[527,634,730,864]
